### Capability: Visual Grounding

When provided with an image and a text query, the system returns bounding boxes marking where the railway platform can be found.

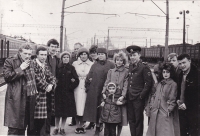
[0,84,149,136]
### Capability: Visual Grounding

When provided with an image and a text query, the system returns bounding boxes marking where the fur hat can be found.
[60,51,71,59]
[77,47,89,57]
[97,48,107,54]
[89,45,98,54]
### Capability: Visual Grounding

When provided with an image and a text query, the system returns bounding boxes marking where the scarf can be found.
[108,93,115,102]
[19,54,38,96]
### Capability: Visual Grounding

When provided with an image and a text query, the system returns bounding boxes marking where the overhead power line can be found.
[64,0,92,9]
[64,11,118,16]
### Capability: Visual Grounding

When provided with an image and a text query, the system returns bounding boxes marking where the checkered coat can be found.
[33,59,56,119]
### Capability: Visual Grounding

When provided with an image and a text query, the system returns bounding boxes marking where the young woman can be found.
[72,47,93,134]
[102,50,129,136]
[146,63,180,136]
[53,51,79,135]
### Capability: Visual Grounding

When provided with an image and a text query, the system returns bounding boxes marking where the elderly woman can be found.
[83,48,115,136]
[72,47,93,134]
[52,51,79,135]
[101,50,129,136]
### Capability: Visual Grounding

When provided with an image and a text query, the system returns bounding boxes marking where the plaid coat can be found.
[33,59,56,119]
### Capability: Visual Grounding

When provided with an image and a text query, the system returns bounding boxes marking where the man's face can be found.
[168,56,178,68]
[178,58,191,72]
[74,44,82,55]
[20,49,32,61]
[129,52,141,64]
[37,50,48,63]
[56,48,60,58]
[48,43,58,55]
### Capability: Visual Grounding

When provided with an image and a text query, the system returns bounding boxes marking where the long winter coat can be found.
[3,54,36,130]
[102,66,129,126]
[83,60,115,123]
[146,78,180,136]
[72,59,93,116]
[55,63,79,117]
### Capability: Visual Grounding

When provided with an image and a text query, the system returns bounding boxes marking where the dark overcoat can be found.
[3,54,36,130]
[83,60,115,123]
[55,63,79,117]
[146,78,180,136]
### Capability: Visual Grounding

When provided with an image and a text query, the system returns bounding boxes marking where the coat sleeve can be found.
[167,83,177,112]
[140,66,153,99]
[121,70,129,97]
[3,58,25,83]
[85,64,94,92]
[102,69,112,94]
[69,66,80,91]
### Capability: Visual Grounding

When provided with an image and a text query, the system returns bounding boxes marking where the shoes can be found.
[85,122,95,130]
[60,129,66,135]
[75,127,86,134]
[52,128,59,135]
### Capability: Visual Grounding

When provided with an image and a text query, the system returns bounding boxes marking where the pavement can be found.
[0,86,149,136]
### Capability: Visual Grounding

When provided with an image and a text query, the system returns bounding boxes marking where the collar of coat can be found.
[114,65,125,72]
[36,58,46,69]
[58,62,70,68]
[77,58,93,65]
[160,78,174,85]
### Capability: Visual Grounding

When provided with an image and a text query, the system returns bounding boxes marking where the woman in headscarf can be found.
[83,48,115,136]
[72,47,93,134]
[52,51,79,135]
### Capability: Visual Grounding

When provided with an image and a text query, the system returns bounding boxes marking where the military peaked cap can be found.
[126,45,141,53]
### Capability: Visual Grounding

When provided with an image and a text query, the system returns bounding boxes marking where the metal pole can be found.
[150,39,151,47]
[186,25,189,43]
[164,0,169,61]
[183,10,186,53]
[0,14,3,34]
[60,0,65,52]
[107,29,109,50]
[146,39,147,47]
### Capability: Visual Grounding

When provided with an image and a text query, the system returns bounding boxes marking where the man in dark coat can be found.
[177,54,199,136]
[126,45,152,136]
[46,39,60,134]
[3,44,37,135]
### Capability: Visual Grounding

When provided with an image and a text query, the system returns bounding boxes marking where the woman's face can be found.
[162,69,170,79]
[115,57,124,67]
[90,52,98,60]
[62,54,70,64]
[98,53,106,61]
[80,52,88,62]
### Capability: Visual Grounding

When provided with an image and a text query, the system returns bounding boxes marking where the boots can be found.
[94,127,100,136]
[86,122,95,130]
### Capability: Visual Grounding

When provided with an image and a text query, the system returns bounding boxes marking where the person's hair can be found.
[18,43,33,52]
[107,84,116,89]
[89,45,98,54]
[160,62,175,81]
[79,52,89,57]
[113,50,128,65]
[74,42,83,47]
[47,39,59,47]
[167,53,178,61]
[177,53,191,61]
[36,46,47,55]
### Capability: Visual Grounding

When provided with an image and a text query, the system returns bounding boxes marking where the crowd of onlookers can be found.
[3,38,199,136]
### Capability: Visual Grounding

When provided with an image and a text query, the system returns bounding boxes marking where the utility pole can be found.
[146,39,147,47]
[60,0,65,52]
[150,39,151,47]
[107,29,109,50]
[0,14,3,34]
[183,10,186,53]
[186,25,189,43]
[94,34,96,45]
[164,0,169,61]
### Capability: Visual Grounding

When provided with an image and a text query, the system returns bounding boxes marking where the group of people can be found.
[3,38,199,136]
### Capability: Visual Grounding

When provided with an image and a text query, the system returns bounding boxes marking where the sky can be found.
[0,0,199,50]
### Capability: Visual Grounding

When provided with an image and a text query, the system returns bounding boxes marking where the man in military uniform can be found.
[126,45,152,136]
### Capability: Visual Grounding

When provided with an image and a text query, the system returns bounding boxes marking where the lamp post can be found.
[186,25,189,43]
[179,10,189,53]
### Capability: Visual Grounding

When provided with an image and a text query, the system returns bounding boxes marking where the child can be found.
[146,63,180,136]
[100,82,122,136]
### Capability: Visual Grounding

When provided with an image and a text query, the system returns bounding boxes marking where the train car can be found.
[0,34,37,64]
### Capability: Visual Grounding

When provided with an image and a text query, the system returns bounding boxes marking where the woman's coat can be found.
[55,63,79,117]
[146,78,180,136]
